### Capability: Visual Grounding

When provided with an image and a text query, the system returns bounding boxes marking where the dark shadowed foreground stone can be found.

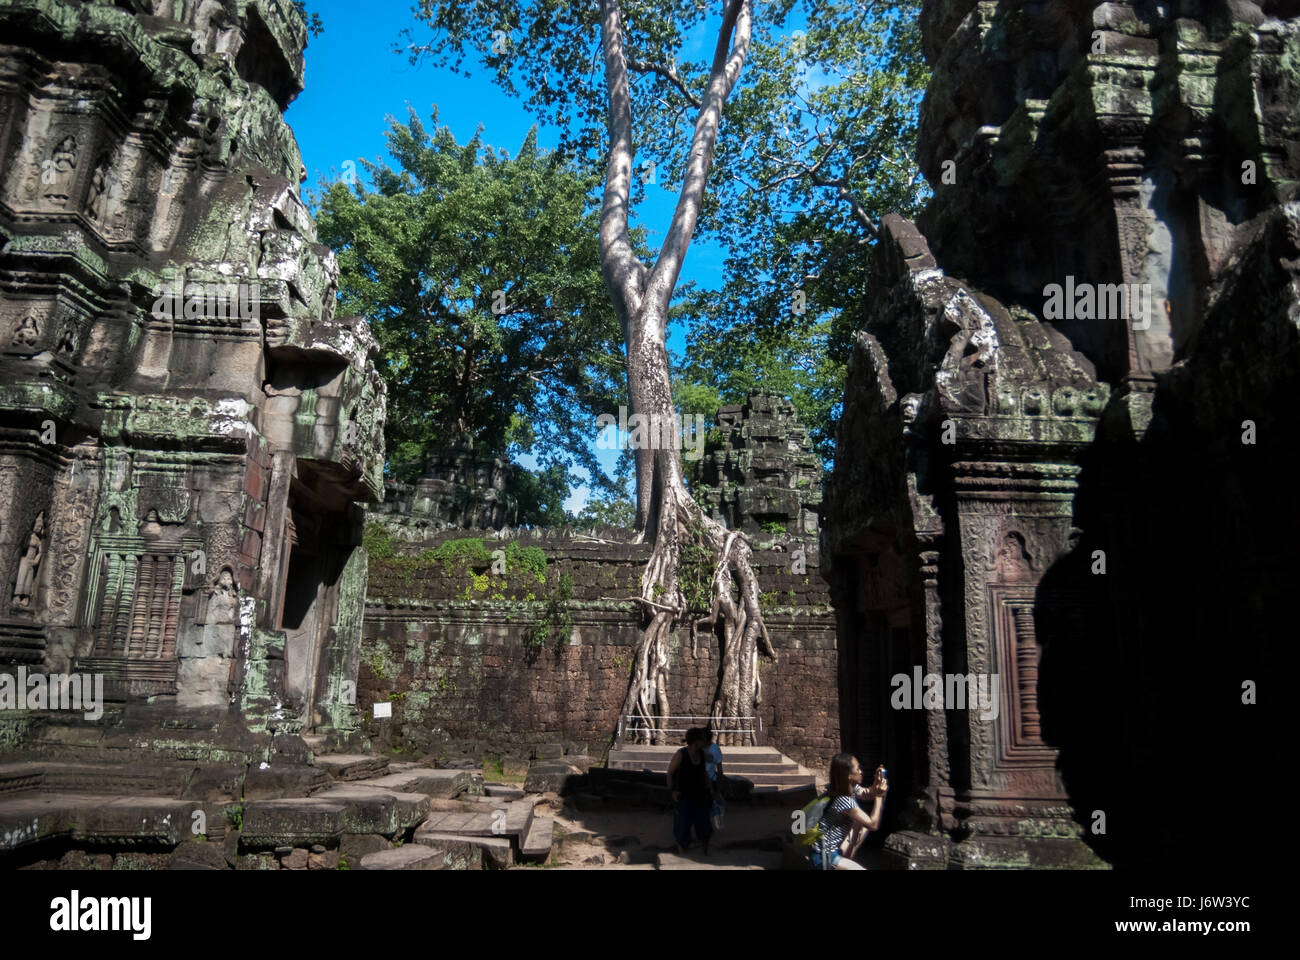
[169,841,228,871]
[823,0,1292,872]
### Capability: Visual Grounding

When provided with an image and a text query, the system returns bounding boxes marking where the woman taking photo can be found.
[813,753,887,870]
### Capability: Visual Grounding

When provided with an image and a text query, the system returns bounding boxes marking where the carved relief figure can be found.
[11,314,38,346]
[12,511,45,609]
[57,318,77,354]
[209,567,237,620]
[41,136,78,206]
[200,567,239,657]
[994,530,1032,582]
[86,156,109,221]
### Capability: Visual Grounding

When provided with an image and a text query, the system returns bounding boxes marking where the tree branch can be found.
[642,0,753,329]
[627,58,702,109]
[599,0,649,330]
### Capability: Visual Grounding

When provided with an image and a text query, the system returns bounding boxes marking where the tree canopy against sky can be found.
[673,0,928,466]
[314,115,628,514]
[397,0,930,743]
[399,1,927,471]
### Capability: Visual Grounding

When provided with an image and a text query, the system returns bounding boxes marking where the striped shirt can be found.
[817,795,860,854]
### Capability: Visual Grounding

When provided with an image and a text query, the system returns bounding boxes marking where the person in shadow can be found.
[667,727,714,856]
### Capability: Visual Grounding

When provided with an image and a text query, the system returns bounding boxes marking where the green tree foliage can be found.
[572,449,636,528]
[507,459,571,527]
[291,1,323,37]
[676,1,928,466]
[401,2,928,469]
[315,113,628,499]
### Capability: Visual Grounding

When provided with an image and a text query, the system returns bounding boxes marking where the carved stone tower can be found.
[0,0,386,764]
[826,0,1292,869]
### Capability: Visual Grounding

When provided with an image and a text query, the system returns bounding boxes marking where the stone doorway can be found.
[277,487,348,725]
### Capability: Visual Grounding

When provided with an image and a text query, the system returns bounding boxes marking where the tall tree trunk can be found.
[599,0,775,748]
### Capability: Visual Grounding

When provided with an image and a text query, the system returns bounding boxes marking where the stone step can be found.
[607,747,816,790]
[240,798,349,847]
[611,746,786,763]
[0,762,44,798]
[503,798,535,840]
[0,793,204,853]
[351,768,475,800]
[520,816,553,860]
[313,754,390,782]
[0,760,217,798]
[413,798,535,865]
[608,759,801,776]
[732,773,817,786]
[606,768,814,789]
[413,829,510,869]
[357,845,445,870]
[416,810,500,837]
[483,783,525,800]
[314,786,431,835]
[241,785,430,848]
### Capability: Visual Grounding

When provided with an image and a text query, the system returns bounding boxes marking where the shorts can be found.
[810,844,842,870]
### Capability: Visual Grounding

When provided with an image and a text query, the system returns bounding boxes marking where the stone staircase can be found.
[0,750,557,870]
[252,752,556,870]
[607,745,817,795]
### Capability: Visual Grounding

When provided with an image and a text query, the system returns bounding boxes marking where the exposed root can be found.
[618,476,776,747]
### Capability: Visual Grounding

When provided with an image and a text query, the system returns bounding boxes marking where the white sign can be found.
[373,702,392,718]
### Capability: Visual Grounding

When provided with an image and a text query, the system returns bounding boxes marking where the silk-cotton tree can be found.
[405,0,773,744]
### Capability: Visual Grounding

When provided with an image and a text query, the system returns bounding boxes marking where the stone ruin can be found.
[697,391,823,537]
[373,448,518,533]
[0,0,420,868]
[825,0,1291,869]
[359,389,838,773]
[0,0,1285,873]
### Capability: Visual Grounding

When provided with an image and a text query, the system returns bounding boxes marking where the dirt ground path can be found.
[526,794,796,870]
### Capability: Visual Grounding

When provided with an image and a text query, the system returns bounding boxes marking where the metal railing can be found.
[616,714,762,744]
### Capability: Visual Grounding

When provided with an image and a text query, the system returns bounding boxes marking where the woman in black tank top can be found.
[667,727,714,854]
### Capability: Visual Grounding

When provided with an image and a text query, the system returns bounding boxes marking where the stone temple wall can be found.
[0,0,385,767]
[362,394,839,772]
[825,0,1292,869]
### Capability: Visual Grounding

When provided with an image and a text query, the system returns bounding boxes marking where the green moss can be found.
[527,572,574,650]
[366,525,553,600]
[505,542,547,584]
[432,537,493,572]
[363,523,398,559]
[678,520,715,616]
